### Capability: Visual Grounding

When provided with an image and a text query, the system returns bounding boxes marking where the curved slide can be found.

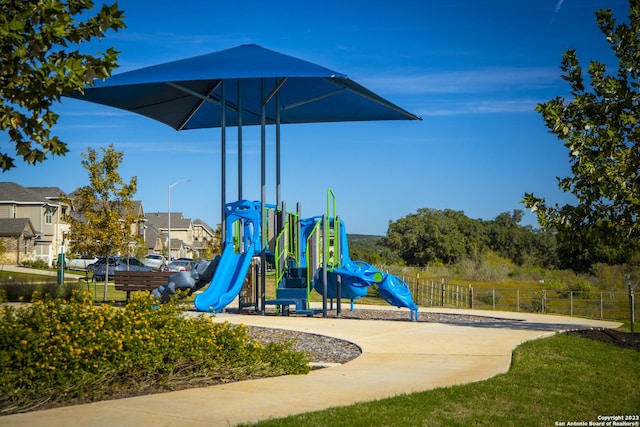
[193,243,255,312]
[307,217,419,318]
[193,199,261,313]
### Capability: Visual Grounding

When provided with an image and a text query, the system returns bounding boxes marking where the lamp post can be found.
[168,179,191,261]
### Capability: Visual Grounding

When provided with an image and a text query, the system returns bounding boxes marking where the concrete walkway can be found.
[1,305,619,427]
[0,264,87,280]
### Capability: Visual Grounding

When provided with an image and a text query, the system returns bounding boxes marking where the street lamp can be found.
[168,179,191,261]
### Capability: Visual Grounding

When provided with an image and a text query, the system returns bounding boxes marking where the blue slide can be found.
[306,217,419,319]
[193,243,255,312]
[193,200,261,313]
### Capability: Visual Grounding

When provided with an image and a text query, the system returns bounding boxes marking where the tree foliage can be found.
[382,208,556,268]
[61,145,137,262]
[0,0,125,170]
[522,1,640,270]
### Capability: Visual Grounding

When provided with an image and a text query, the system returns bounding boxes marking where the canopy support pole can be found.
[220,81,227,244]
[276,79,281,209]
[260,78,266,314]
[237,80,243,200]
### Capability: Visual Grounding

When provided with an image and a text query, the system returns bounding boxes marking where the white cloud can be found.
[361,67,559,95]
[417,98,543,117]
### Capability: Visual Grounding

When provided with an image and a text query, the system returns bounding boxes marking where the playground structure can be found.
[186,192,419,320]
[67,44,421,320]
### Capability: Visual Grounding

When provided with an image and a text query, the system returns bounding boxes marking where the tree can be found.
[62,144,137,300]
[0,1,125,171]
[382,208,487,265]
[486,210,558,267]
[523,1,640,270]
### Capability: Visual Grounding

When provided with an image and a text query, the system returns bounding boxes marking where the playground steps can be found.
[264,267,320,317]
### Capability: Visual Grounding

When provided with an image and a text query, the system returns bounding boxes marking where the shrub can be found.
[57,281,84,300]
[0,291,310,414]
[21,259,50,269]
[457,251,516,282]
[0,281,59,302]
[0,282,37,302]
[541,269,596,296]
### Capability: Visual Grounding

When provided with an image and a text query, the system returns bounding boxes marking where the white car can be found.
[65,256,98,271]
[143,253,166,270]
[162,260,195,272]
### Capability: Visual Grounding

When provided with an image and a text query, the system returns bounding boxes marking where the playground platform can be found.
[1,306,620,427]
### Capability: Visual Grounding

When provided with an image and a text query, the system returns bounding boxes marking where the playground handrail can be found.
[305,218,323,307]
[274,221,289,290]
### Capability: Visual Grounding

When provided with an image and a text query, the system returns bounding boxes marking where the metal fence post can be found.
[600,292,603,320]
[570,291,574,317]
[631,291,635,335]
[469,286,473,309]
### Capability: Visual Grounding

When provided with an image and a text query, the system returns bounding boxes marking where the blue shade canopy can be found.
[66,44,421,129]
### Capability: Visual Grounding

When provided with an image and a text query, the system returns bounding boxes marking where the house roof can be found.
[193,218,215,233]
[146,212,192,230]
[0,218,37,237]
[28,187,66,200]
[0,182,54,205]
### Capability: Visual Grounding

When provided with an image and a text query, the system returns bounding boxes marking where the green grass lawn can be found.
[244,333,640,426]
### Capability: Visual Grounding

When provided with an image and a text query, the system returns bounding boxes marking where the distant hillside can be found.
[347,234,385,259]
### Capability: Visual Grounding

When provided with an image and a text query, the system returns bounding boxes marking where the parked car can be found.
[163,260,195,272]
[65,256,98,271]
[143,253,166,270]
[92,256,152,281]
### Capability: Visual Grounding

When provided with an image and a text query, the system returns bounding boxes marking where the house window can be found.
[45,207,53,224]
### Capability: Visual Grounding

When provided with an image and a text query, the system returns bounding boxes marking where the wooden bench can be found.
[114,271,173,301]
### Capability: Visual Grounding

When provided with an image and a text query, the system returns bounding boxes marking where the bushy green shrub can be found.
[457,251,516,282]
[0,291,310,414]
[21,259,50,269]
[0,282,37,302]
[541,269,596,296]
[0,281,59,302]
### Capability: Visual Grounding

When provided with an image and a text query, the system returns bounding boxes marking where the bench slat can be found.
[113,271,174,300]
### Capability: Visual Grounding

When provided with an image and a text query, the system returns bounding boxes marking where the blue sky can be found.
[2,0,630,235]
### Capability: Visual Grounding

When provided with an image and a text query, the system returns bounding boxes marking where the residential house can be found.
[145,212,194,260]
[192,218,218,259]
[0,182,69,266]
[143,213,218,260]
[0,218,38,264]
[0,182,218,265]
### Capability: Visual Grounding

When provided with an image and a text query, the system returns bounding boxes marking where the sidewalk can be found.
[1,305,619,427]
[0,264,87,280]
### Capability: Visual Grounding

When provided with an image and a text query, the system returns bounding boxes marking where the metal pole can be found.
[322,214,328,318]
[570,291,574,317]
[168,186,170,260]
[276,79,281,208]
[168,179,191,261]
[260,78,266,314]
[629,275,635,335]
[221,81,227,244]
[237,79,243,200]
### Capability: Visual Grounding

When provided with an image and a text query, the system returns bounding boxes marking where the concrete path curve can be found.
[1,307,620,427]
